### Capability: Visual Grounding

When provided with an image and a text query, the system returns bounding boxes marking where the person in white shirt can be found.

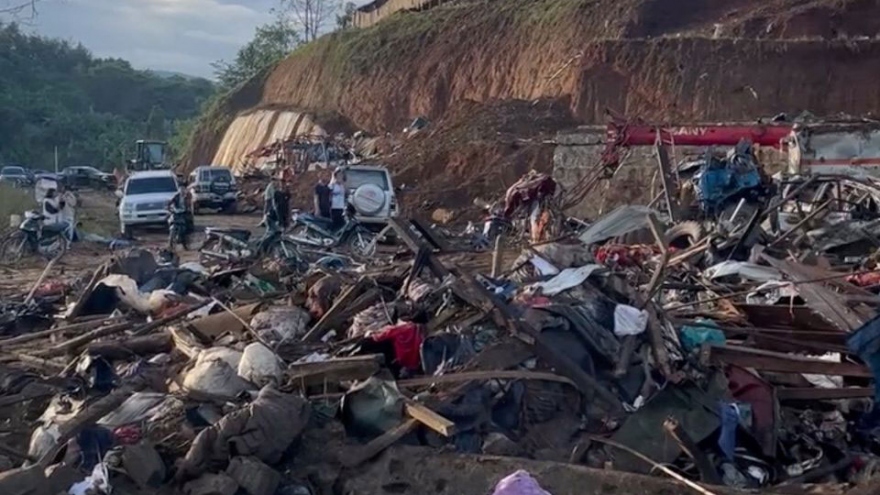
[42,188,64,225]
[329,170,346,230]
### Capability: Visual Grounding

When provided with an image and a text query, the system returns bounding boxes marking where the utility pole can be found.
[54,146,58,173]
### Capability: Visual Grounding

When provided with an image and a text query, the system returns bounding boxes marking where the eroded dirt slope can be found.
[183,0,880,212]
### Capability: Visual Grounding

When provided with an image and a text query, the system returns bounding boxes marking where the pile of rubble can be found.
[4,145,880,495]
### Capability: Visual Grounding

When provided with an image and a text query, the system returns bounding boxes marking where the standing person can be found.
[329,169,346,230]
[313,170,331,219]
[263,176,279,230]
[42,188,65,226]
[167,185,190,250]
[59,186,77,241]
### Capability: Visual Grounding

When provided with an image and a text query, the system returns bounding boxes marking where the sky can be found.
[21,0,281,79]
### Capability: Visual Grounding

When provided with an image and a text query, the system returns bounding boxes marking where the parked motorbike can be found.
[288,208,377,259]
[0,211,71,262]
[167,205,189,250]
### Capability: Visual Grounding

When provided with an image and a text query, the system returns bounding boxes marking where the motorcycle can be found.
[0,211,71,262]
[198,221,305,270]
[288,208,377,259]
[167,205,189,250]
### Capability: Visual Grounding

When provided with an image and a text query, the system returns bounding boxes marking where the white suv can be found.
[339,164,399,225]
[117,170,179,236]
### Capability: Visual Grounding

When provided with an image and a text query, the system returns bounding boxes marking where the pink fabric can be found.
[492,470,552,495]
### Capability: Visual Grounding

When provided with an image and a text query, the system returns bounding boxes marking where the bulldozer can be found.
[127,140,169,172]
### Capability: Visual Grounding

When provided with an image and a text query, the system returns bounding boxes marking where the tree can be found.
[336,1,357,29]
[0,22,215,170]
[211,18,300,90]
[0,0,37,18]
[282,0,341,42]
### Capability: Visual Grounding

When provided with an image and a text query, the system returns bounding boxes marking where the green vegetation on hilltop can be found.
[0,23,215,170]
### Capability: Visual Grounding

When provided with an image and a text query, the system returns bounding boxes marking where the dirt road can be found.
[0,190,263,296]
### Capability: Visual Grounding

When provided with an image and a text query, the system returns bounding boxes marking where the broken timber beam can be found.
[302,278,371,342]
[404,400,456,437]
[702,344,871,377]
[286,354,384,388]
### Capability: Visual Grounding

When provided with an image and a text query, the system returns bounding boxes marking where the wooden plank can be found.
[66,263,108,321]
[338,419,419,468]
[398,370,575,388]
[286,354,383,388]
[302,278,368,342]
[404,400,456,437]
[702,344,871,378]
[655,143,680,222]
[188,302,261,341]
[409,218,450,252]
[777,387,874,401]
[761,255,865,332]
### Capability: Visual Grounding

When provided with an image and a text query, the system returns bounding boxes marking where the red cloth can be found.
[369,322,423,371]
[847,271,880,287]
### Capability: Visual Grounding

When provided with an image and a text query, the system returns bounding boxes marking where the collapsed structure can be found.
[4,111,880,495]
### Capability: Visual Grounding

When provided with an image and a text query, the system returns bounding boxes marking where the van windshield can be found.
[345,169,389,190]
[126,177,177,195]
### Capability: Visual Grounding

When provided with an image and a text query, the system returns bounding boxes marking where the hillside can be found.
[0,23,215,170]
[183,0,880,209]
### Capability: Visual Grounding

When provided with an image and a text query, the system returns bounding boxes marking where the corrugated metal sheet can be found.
[210,110,327,172]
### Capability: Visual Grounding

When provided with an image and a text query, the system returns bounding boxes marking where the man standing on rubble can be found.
[313,170,332,219]
[329,168,346,230]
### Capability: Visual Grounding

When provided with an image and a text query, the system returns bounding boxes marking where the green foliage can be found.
[0,22,215,170]
[212,18,300,91]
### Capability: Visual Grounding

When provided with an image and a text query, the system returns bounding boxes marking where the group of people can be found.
[158,167,348,252]
[313,168,347,230]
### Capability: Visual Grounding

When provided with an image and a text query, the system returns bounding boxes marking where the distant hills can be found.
[148,69,209,82]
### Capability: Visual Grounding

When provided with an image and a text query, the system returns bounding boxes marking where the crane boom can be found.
[602,118,794,170]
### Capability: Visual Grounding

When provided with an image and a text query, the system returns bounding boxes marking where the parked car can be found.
[117,170,179,237]
[337,164,399,226]
[187,165,238,214]
[0,166,32,187]
[61,166,115,190]
[30,169,60,182]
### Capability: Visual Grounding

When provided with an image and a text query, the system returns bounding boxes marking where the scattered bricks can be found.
[122,442,166,489]
[184,473,239,495]
[226,456,281,495]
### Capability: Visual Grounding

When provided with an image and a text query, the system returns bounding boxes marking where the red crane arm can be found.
[601,118,794,171]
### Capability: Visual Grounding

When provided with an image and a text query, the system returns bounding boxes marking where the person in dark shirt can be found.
[313,170,331,218]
